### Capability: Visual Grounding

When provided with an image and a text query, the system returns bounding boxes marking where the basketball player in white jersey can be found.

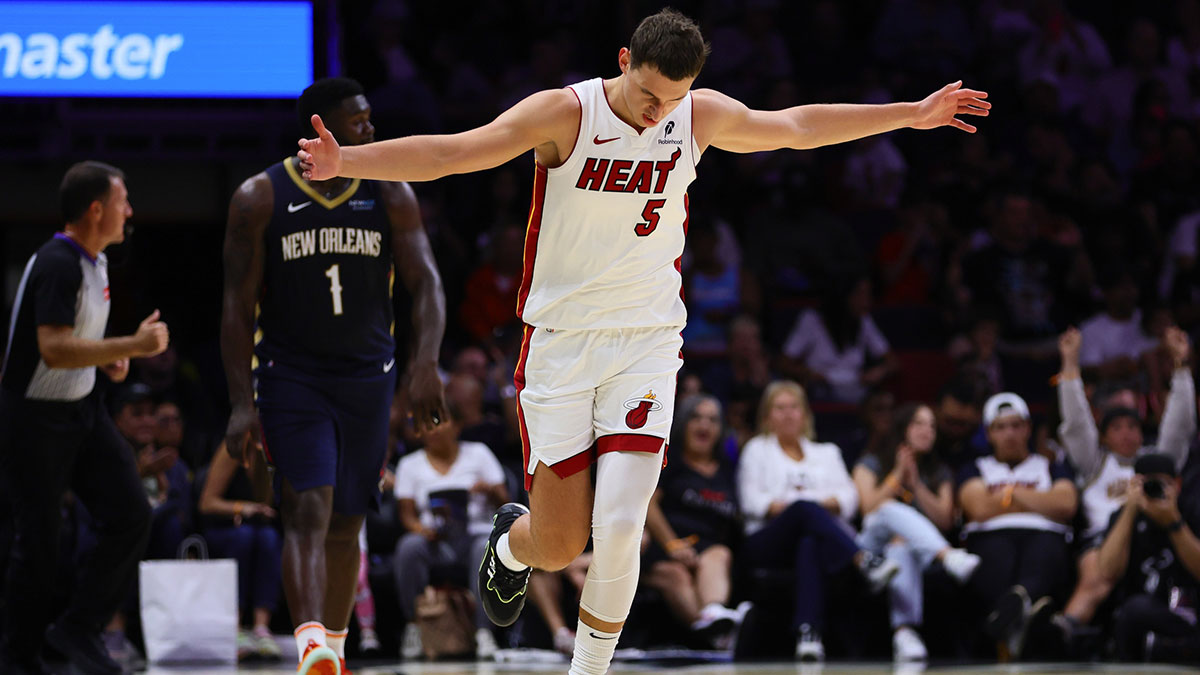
[298,9,989,673]
[1053,325,1194,642]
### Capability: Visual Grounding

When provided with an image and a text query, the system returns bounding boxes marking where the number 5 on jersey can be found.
[325,264,344,315]
[635,199,666,237]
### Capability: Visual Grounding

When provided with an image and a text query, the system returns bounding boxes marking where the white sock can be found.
[293,621,327,662]
[497,532,529,572]
[325,628,348,659]
[568,618,620,675]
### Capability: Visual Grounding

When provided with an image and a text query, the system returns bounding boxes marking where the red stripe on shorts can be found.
[548,446,596,481]
[513,324,535,491]
[597,434,668,470]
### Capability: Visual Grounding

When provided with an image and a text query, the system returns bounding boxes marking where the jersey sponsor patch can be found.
[349,198,376,211]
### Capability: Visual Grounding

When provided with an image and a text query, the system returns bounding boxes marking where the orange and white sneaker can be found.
[340,657,352,675]
[297,640,339,675]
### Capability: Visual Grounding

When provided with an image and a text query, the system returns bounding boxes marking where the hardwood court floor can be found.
[138,659,1199,675]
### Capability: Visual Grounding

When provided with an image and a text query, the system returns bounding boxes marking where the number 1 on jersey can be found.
[324,264,344,316]
[635,199,666,237]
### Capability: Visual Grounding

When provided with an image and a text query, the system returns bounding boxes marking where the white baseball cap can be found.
[983,392,1030,426]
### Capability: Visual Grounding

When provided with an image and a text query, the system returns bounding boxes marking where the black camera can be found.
[1143,478,1166,500]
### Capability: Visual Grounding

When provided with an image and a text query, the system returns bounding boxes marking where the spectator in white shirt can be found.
[1053,326,1194,645]
[958,392,1077,661]
[738,381,900,662]
[1079,269,1157,381]
[392,400,509,659]
[779,275,898,404]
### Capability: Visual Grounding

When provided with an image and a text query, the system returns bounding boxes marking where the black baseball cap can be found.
[1134,452,1177,478]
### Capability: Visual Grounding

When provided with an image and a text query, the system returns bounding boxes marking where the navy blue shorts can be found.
[255,360,396,515]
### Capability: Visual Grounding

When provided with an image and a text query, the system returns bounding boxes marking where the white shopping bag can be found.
[138,536,238,664]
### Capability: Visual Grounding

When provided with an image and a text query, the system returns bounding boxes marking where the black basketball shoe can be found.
[478,502,532,627]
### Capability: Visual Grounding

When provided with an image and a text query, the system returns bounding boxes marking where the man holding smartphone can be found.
[1098,453,1200,661]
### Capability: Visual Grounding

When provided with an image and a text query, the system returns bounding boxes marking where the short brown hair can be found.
[629,8,709,81]
[60,161,124,223]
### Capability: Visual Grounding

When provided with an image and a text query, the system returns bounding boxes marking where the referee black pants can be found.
[0,389,150,658]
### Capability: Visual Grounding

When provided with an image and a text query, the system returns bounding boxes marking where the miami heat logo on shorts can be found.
[623,390,664,430]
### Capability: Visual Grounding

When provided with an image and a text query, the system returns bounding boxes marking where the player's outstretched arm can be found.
[298,88,578,182]
[220,174,271,467]
[698,81,989,154]
[382,180,448,435]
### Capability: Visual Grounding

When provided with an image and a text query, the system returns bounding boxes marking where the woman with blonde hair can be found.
[737,381,899,662]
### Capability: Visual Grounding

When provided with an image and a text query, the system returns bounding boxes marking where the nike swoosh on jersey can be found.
[287,201,313,213]
[593,135,619,144]
[383,358,396,373]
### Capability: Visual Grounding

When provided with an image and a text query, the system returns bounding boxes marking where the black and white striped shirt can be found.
[2,233,110,401]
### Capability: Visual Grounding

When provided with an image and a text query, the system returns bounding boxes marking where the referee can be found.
[0,161,168,675]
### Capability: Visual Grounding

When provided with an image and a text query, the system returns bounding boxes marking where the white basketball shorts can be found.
[513,324,684,490]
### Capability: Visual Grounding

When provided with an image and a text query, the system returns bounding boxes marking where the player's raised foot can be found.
[297,641,339,675]
[478,502,532,627]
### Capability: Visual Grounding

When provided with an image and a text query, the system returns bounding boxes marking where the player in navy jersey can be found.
[221,77,446,675]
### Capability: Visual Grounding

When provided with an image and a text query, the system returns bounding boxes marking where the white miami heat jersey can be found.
[516,77,700,330]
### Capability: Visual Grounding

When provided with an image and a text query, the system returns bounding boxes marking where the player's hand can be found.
[225,404,262,470]
[408,361,447,435]
[134,309,170,357]
[297,114,343,181]
[910,81,990,133]
[1058,327,1082,367]
[1166,326,1191,369]
[101,358,130,383]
